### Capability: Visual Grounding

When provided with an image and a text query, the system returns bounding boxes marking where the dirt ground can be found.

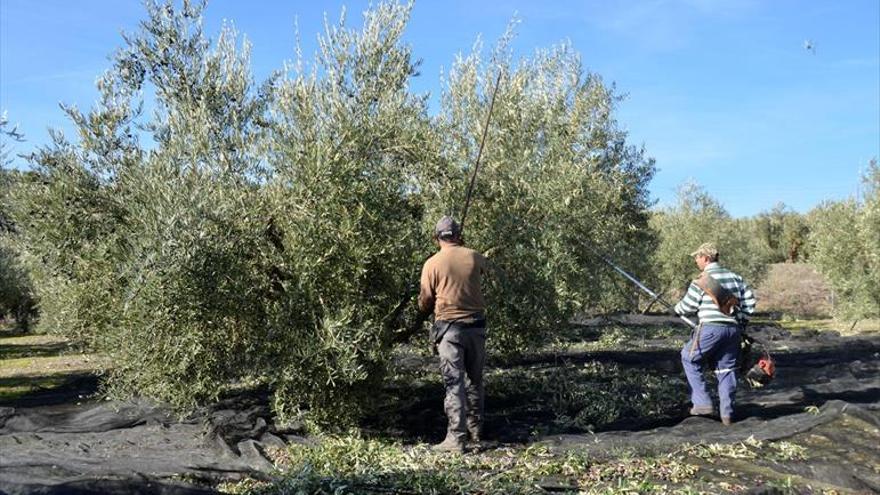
[1,317,878,494]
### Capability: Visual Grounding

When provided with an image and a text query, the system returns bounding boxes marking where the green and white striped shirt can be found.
[674,262,756,325]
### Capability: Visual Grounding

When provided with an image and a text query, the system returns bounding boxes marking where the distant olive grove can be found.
[649,168,878,322]
[806,161,879,320]
[0,1,876,424]
[1,114,35,330]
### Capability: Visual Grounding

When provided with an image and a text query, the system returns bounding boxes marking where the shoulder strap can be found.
[694,272,740,316]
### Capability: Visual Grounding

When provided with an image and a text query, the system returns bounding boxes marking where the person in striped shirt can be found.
[674,242,756,425]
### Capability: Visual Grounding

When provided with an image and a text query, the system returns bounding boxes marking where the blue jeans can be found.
[681,323,741,419]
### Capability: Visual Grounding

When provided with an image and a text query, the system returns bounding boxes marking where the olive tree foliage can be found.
[0,114,35,327]
[6,0,437,422]
[650,182,768,299]
[6,1,658,423]
[0,246,30,325]
[432,30,656,351]
[261,2,441,424]
[754,203,810,263]
[0,113,25,235]
[7,0,274,408]
[808,161,880,320]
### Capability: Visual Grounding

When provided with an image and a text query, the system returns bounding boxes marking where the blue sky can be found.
[1,0,878,217]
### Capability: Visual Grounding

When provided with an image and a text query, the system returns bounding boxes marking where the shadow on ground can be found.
[0,341,72,360]
[0,373,100,407]
[367,323,880,445]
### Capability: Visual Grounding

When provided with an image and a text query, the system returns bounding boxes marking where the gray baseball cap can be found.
[434,216,461,239]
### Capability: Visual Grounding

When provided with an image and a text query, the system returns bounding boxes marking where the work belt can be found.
[431,314,486,344]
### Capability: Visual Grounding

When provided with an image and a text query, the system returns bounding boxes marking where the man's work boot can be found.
[721,416,733,426]
[468,426,482,444]
[467,427,483,451]
[689,405,715,416]
[432,434,465,453]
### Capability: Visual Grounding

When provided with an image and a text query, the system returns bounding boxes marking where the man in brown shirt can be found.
[419,216,488,453]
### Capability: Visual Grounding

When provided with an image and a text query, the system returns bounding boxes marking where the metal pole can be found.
[392,72,503,344]
[459,71,503,235]
[584,244,697,328]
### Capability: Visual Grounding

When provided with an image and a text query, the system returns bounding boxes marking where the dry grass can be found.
[772,318,880,336]
[0,354,105,377]
[756,263,833,318]
[0,326,105,401]
[0,333,69,347]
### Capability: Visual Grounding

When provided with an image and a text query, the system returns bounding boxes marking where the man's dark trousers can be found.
[437,324,486,442]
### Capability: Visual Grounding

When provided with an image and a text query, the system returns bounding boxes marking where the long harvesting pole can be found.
[459,71,503,235]
[584,245,697,328]
[390,72,503,343]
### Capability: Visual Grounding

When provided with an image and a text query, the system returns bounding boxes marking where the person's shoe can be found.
[466,430,483,451]
[689,405,715,416]
[432,435,465,453]
[721,416,733,426]
[468,427,482,444]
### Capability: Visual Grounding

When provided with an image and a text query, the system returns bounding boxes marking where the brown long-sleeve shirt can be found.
[418,244,487,321]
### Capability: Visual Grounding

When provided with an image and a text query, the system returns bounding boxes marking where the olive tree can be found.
[808,161,880,320]
[754,203,810,263]
[7,0,659,424]
[650,182,768,300]
[0,114,35,329]
[7,0,274,408]
[432,31,656,350]
[7,0,437,422]
[262,1,441,424]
